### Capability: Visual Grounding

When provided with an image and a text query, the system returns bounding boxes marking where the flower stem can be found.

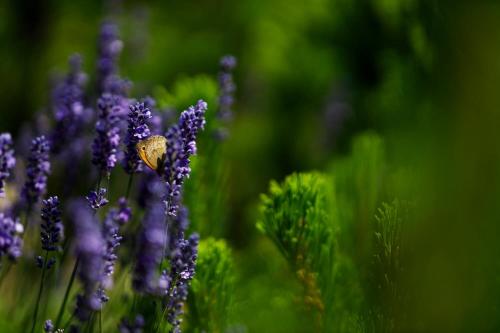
[30,250,49,333]
[125,173,134,199]
[0,261,11,288]
[55,257,80,329]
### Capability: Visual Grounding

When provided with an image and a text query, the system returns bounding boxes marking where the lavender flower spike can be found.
[133,201,167,294]
[0,213,23,262]
[98,198,129,303]
[50,54,88,154]
[123,102,152,174]
[0,133,16,197]
[40,196,64,252]
[21,136,50,208]
[71,201,105,321]
[86,188,109,210]
[92,93,122,175]
[217,55,237,121]
[163,100,207,216]
[97,21,124,94]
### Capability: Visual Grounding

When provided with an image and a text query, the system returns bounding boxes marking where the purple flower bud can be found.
[0,133,15,197]
[0,213,23,261]
[44,319,54,333]
[92,93,123,175]
[50,54,89,154]
[217,55,237,124]
[40,196,64,252]
[123,102,152,174]
[86,188,109,210]
[21,136,51,207]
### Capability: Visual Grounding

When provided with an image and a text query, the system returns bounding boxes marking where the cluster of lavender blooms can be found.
[50,54,90,154]
[0,213,23,263]
[97,21,124,94]
[215,55,237,140]
[0,17,216,333]
[21,136,51,209]
[100,197,131,298]
[72,202,105,321]
[164,100,207,216]
[0,133,15,197]
[72,196,131,320]
[123,102,152,174]
[92,94,123,175]
[36,196,64,269]
[86,187,109,210]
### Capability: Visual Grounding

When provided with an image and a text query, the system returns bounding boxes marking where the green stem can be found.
[0,261,11,288]
[125,173,134,199]
[55,257,80,329]
[30,251,49,333]
[99,310,102,333]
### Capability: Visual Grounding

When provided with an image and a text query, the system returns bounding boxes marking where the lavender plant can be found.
[21,136,51,211]
[0,133,15,198]
[0,14,236,333]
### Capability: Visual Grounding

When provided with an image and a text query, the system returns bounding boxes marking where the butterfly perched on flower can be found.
[136,135,167,173]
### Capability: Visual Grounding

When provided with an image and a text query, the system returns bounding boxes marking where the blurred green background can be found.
[1,0,500,331]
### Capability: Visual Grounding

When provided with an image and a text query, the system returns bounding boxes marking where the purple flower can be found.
[86,188,109,210]
[217,55,237,121]
[119,315,145,333]
[137,169,166,209]
[163,100,207,216]
[92,93,123,175]
[21,136,51,207]
[164,210,199,332]
[100,198,128,297]
[0,133,16,197]
[50,54,89,154]
[71,201,105,321]
[123,102,152,174]
[43,319,54,333]
[0,213,23,262]
[97,22,124,94]
[40,196,64,252]
[132,201,167,294]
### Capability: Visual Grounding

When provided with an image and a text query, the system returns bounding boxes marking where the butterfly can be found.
[136,135,167,173]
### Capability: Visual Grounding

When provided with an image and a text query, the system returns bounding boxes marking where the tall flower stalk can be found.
[0,133,15,197]
[31,196,64,333]
[163,100,207,217]
[21,136,51,214]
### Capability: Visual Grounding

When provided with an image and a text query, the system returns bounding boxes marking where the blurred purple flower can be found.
[0,213,23,262]
[123,102,152,174]
[86,188,109,210]
[21,136,51,208]
[119,314,145,333]
[71,201,105,321]
[97,22,124,94]
[50,54,90,154]
[92,93,123,175]
[43,319,54,333]
[132,201,167,294]
[0,133,16,197]
[217,55,237,122]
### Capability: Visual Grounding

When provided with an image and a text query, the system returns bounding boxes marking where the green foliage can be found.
[155,75,218,129]
[371,199,407,331]
[258,173,363,331]
[186,238,234,333]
